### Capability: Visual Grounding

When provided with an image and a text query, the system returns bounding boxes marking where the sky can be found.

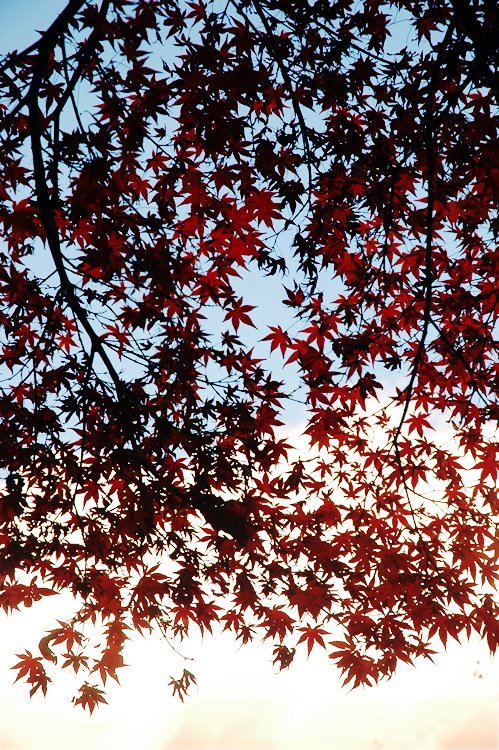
[0,2,498,749]
[0,588,498,750]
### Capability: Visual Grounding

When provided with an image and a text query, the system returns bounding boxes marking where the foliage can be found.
[0,0,497,706]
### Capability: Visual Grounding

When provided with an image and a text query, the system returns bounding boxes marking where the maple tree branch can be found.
[26,1,123,400]
[53,1,112,123]
[393,443,433,572]
[393,22,455,446]
[59,40,92,145]
[0,1,87,131]
[428,318,488,408]
[248,0,314,204]
[449,0,498,101]
[305,15,392,66]
[3,0,86,66]
[379,168,397,287]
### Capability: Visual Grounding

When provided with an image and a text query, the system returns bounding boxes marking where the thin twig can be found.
[392,22,455,446]
[53,3,112,123]
[248,0,314,206]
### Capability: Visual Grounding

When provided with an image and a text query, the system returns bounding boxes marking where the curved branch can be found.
[26,0,123,399]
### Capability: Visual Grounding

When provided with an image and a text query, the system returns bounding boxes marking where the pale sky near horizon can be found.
[1,2,498,749]
[0,589,498,750]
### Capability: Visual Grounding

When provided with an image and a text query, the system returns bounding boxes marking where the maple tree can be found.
[0,0,497,711]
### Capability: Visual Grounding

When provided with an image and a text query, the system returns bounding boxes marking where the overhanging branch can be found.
[26,0,123,399]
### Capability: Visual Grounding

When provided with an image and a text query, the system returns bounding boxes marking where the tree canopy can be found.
[0,0,497,711]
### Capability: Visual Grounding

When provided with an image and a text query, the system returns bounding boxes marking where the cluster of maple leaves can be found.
[0,0,497,711]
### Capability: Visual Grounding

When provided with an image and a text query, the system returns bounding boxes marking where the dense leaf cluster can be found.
[0,0,497,709]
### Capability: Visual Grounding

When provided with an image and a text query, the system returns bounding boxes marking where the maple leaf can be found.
[272,644,296,670]
[246,190,282,228]
[92,648,126,685]
[262,325,290,356]
[261,606,295,641]
[169,669,197,702]
[405,412,433,437]
[224,298,256,331]
[12,651,51,697]
[290,583,330,618]
[61,652,89,674]
[297,625,329,655]
[476,445,497,482]
[73,683,108,714]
